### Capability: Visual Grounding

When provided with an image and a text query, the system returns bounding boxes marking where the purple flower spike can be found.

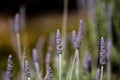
[96,69,100,80]
[75,19,83,49]
[106,38,112,61]
[25,60,30,77]
[47,67,53,80]
[7,55,13,80]
[72,30,77,49]
[56,29,62,54]
[14,13,20,33]
[32,48,38,62]
[99,36,106,66]
[84,51,92,73]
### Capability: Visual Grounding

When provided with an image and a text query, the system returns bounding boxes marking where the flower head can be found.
[25,60,30,77]
[32,48,38,62]
[99,36,106,66]
[47,66,53,80]
[14,13,20,33]
[7,55,13,80]
[56,29,62,54]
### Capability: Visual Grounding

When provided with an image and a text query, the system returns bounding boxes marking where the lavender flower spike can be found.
[75,19,83,49]
[7,55,13,80]
[99,36,106,66]
[96,69,100,80]
[14,13,20,33]
[25,60,30,77]
[47,67,53,80]
[32,48,38,62]
[72,30,77,49]
[56,29,62,54]
[106,38,112,61]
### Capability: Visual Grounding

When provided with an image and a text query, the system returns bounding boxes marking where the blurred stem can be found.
[22,50,26,80]
[28,77,31,80]
[69,50,77,80]
[100,66,104,80]
[35,62,42,80]
[107,61,111,80]
[16,33,22,66]
[62,0,68,59]
[44,72,48,80]
[59,54,62,80]
[75,49,80,80]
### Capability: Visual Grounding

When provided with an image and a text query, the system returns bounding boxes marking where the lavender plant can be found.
[99,36,106,80]
[25,60,31,80]
[69,19,83,80]
[56,29,62,80]
[6,55,13,80]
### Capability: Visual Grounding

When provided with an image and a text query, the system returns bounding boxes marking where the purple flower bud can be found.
[32,48,38,62]
[96,69,100,80]
[56,29,62,54]
[45,53,51,64]
[75,19,83,49]
[106,38,112,61]
[99,36,106,66]
[25,60,30,77]
[84,51,92,73]
[7,55,13,80]
[47,67,53,80]
[72,30,77,49]
[14,13,20,33]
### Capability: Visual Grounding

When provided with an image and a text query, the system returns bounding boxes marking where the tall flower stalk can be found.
[69,19,83,80]
[56,29,62,80]
[14,13,22,69]
[7,55,13,80]
[32,48,42,80]
[99,36,106,80]
[25,60,31,80]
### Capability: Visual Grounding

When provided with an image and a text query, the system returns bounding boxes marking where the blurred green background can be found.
[0,0,120,80]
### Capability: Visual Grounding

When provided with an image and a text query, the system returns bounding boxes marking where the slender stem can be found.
[100,66,104,80]
[75,49,80,80]
[69,51,77,80]
[35,62,42,80]
[22,51,25,80]
[16,33,22,66]
[59,54,62,80]
[28,77,31,80]
[44,73,48,80]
